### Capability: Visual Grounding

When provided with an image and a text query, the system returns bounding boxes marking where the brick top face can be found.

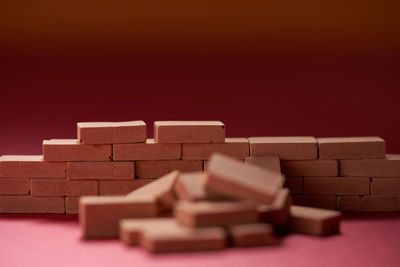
[0,155,43,162]
[154,121,224,126]
[43,139,80,145]
[77,121,146,128]
[317,137,384,144]
[248,137,317,144]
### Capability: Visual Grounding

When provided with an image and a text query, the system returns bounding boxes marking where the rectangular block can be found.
[135,160,202,178]
[175,201,259,227]
[99,179,155,195]
[371,178,400,194]
[0,155,66,178]
[304,176,370,195]
[67,162,134,180]
[281,160,338,177]
[174,172,222,201]
[290,205,342,236]
[0,196,65,213]
[127,171,179,210]
[257,188,291,225]
[79,195,159,239]
[205,153,283,204]
[154,121,225,143]
[317,137,385,159]
[229,223,274,247]
[182,138,249,160]
[66,180,98,196]
[284,176,303,194]
[249,137,317,160]
[291,195,337,210]
[113,139,181,161]
[66,196,79,214]
[245,155,281,173]
[0,178,30,195]
[78,121,146,144]
[340,155,400,177]
[43,139,112,162]
[31,179,66,196]
[141,220,227,253]
[337,195,400,212]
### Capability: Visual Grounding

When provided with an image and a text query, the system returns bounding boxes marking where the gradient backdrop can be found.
[1,0,399,155]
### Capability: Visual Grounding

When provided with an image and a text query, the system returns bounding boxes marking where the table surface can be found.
[1,213,399,267]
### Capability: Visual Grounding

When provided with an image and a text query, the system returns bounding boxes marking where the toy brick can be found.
[113,139,181,161]
[371,178,400,194]
[281,160,338,177]
[31,179,66,196]
[304,176,370,195]
[175,201,259,227]
[126,171,179,210]
[249,137,317,160]
[141,220,227,253]
[229,223,274,247]
[337,195,400,211]
[290,205,342,236]
[67,162,134,180]
[0,155,66,178]
[182,138,249,160]
[66,180,98,196]
[78,121,146,144]
[174,172,222,201]
[245,155,281,173]
[257,188,291,225]
[43,139,112,162]
[317,137,385,159]
[119,218,175,246]
[154,121,225,144]
[79,195,159,239]
[66,196,80,214]
[339,155,400,177]
[0,178,30,195]
[135,160,202,178]
[204,153,283,204]
[291,195,337,210]
[0,196,65,213]
[284,176,303,194]
[99,179,155,195]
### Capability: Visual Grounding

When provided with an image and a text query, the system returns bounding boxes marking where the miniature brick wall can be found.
[0,121,399,214]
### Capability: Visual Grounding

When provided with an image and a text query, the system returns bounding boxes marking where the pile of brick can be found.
[0,120,399,215]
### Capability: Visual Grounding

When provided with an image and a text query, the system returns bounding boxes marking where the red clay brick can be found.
[113,139,181,161]
[284,176,303,194]
[229,223,274,247]
[154,121,225,143]
[317,137,385,159]
[304,176,370,195]
[0,178,30,195]
[174,172,222,201]
[0,155,66,178]
[205,153,283,204]
[135,160,202,178]
[182,138,249,160]
[281,160,338,177]
[43,139,112,162]
[78,121,146,144]
[337,195,400,211]
[257,188,291,225]
[66,180,98,196]
[245,155,281,172]
[99,179,155,195]
[249,137,317,160]
[0,196,65,213]
[67,162,134,180]
[371,178,400,194]
[291,195,337,210]
[66,196,80,214]
[339,154,400,177]
[31,179,66,196]
[175,201,259,227]
[290,205,342,236]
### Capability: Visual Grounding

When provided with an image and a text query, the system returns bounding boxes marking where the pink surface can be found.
[1,213,399,267]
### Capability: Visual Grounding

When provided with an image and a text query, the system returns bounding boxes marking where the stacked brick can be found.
[1,121,399,213]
